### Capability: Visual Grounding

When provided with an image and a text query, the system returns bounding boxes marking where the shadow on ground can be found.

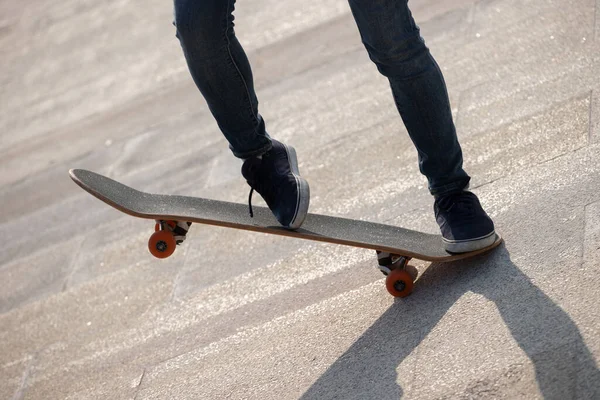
[301,245,600,399]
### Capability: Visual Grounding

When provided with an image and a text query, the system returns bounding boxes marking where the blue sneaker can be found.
[434,191,496,253]
[241,140,310,229]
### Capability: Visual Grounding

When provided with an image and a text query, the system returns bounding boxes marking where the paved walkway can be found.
[1,0,599,398]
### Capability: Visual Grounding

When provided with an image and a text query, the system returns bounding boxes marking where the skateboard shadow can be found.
[300,244,600,399]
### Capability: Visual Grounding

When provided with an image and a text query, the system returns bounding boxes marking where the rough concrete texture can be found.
[1,0,599,398]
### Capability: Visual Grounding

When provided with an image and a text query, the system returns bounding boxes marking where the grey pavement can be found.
[1,0,600,398]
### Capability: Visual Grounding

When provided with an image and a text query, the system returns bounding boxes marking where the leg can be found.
[348,0,495,252]
[173,0,271,159]
[347,0,469,197]
[173,0,310,228]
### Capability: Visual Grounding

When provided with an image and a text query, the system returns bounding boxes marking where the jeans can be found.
[173,0,470,197]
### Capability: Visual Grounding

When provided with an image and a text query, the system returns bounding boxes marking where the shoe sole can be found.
[443,231,496,253]
[283,144,310,230]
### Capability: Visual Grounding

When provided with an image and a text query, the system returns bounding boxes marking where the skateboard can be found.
[69,169,502,298]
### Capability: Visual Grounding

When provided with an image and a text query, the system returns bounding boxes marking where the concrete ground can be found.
[1,0,600,398]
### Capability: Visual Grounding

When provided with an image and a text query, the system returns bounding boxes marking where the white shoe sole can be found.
[443,231,497,253]
[283,144,310,230]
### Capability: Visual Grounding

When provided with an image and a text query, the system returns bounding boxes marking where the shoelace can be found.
[244,157,264,219]
[248,188,255,218]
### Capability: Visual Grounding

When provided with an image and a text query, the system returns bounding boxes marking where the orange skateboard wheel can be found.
[148,230,177,259]
[385,268,414,298]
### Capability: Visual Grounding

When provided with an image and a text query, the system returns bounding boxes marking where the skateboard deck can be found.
[69,168,502,297]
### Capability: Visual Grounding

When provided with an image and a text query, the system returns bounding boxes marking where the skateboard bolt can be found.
[156,241,168,252]
[393,280,406,292]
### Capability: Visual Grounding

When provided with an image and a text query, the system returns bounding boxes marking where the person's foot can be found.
[434,190,496,253]
[241,139,310,229]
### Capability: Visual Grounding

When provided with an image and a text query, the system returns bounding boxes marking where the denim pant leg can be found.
[348,0,470,197]
[173,0,271,158]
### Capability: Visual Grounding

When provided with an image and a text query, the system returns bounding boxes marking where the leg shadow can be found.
[475,248,600,399]
[301,245,600,399]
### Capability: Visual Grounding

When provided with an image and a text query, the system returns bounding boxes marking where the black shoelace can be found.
[248,188,255,218]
